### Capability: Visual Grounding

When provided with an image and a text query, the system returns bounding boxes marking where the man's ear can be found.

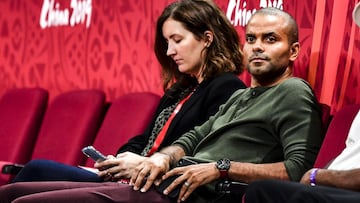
[289,42,300,61]
[204,31,214,47]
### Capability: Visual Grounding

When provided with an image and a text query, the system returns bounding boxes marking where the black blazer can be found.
[117,73,246,154]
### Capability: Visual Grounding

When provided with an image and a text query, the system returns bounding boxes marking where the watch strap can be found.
[219,170,228,179]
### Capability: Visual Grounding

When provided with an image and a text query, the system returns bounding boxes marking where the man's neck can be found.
[251,69,293,88]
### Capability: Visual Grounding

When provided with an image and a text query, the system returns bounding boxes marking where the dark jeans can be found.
[13,159,102,182]
[244,179,360,203]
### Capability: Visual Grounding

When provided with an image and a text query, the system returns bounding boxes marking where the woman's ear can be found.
[204,31,213,47]
[289,42,300,62]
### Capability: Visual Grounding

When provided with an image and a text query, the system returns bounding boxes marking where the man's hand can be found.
[162,162,219,202]
[95,152,146,180]
[130,152,171,192]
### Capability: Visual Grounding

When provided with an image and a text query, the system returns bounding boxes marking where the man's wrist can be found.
[310,168,319,186]
[216,158,231,179]
[158,145,185,168]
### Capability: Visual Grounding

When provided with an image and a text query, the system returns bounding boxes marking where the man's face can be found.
[243,14,295,84]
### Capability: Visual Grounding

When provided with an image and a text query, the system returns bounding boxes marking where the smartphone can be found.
[2,164,24,174]
[82,146,107,162]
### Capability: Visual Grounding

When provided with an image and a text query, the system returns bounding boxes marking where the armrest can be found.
[0,161,24,175]
[215,180,248,195]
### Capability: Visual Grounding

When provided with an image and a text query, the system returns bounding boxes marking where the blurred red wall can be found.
[0,0,359,113]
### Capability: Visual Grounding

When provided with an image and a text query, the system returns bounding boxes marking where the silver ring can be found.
[184,181,190,187]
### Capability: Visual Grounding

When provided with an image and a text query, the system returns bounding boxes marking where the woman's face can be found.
[162,18,207,81]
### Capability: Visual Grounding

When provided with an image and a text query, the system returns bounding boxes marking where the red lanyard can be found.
[146,93,193,156]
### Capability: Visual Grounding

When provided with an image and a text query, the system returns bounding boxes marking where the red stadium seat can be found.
[319,103,331,132]
[30,90,106,166]
[84,92,160,167]
[0,88,48,185]
[314,104,360,168]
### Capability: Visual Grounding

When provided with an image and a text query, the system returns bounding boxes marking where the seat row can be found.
[0,88,161,185]
[0,87,359,190]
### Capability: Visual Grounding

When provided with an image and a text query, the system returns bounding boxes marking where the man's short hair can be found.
[249,7,299,45]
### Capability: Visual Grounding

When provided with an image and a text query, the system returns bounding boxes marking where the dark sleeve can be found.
[199,74,246,118]
[168,73,247,151]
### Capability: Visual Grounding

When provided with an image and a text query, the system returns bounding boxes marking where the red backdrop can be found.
[0,0,359,113]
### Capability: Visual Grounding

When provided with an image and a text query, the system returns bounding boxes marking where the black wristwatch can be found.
[216,158,231,179]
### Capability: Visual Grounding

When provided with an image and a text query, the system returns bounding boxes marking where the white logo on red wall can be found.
[40,0,92,28]
[226,0,284,27]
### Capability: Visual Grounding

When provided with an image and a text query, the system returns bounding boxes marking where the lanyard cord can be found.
[146,92,193,156]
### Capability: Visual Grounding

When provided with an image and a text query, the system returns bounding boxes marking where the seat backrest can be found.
[31,90,106,166]
[314,104,360,168]
[85,92,160,167]
[319,103,331,131]
[0,88,48,164]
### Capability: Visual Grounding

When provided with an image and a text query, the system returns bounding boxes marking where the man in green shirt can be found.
[130,7,323,203]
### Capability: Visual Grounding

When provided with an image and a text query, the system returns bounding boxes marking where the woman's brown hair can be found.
[154,0,244,91]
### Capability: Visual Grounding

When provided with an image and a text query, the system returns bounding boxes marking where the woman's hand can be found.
[162,162,219,202]
[95,152,146,180]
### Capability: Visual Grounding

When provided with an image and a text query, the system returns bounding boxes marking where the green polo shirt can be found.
[174,77,323,182]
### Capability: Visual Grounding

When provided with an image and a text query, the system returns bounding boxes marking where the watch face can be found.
[216,159,231,170]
